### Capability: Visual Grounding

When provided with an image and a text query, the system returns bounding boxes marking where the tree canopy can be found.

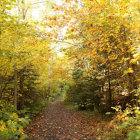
[0,0,140,139]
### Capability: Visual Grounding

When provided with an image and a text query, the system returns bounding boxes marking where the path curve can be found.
[25,98,97,140]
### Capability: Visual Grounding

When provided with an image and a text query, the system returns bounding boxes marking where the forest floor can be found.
[25,98,106,140]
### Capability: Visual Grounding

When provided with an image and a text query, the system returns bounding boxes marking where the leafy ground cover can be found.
[0,100,29,139]
[24,98,140,140]
[24,98,107,140]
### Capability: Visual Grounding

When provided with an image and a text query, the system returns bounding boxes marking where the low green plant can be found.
[0,100,30,140]
[103,105,140,140]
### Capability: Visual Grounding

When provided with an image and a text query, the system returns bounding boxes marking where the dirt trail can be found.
[25,98,97,140]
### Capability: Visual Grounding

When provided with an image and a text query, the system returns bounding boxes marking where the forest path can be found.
[25,98,99,140]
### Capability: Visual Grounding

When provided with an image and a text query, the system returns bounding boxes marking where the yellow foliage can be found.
[19,127,23,133]
[0,121,6,132]
[12,113,18,118]
[128,68,134,73]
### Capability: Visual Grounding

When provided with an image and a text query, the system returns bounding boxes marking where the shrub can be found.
[0,100,30,139]
[65,82,100,111]
[103,105,140,140]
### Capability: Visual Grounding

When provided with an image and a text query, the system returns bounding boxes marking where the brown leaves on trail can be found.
[71,28,75,32]
[24,99,106,140]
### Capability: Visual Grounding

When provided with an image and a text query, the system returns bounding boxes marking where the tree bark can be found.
[48,64,51,96]
[14,63,18,110]
[108,68,112,110]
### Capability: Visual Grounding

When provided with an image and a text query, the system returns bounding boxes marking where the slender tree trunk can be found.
[14,0,20,110]
[14,63,18,110]
[48,64,51,96]
[19,69,24,109]
[108,68,112,110]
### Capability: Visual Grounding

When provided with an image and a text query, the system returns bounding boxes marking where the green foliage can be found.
[103,105,140,140]
[18,99,49,118]
[65,61,101,111]
[0,100,29,139]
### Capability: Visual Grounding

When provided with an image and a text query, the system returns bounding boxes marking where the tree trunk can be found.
[108,68,112,110]
[48,64,51,96]
[14,0,20,110]
[14,63,18,110]
[19,69,24,109]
